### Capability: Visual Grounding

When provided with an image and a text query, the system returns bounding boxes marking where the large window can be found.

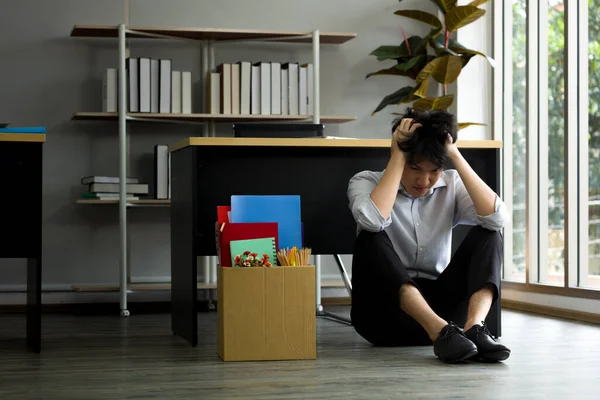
[505,0,600,296]
[509,0,527,282]
[586,0,600,289]
[543,0,565,286]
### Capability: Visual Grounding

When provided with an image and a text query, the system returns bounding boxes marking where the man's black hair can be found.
[391,108,458,168]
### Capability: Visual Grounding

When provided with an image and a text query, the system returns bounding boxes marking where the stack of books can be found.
[208,62,314,116]
[102,58,192,114]
[79,176,149,201]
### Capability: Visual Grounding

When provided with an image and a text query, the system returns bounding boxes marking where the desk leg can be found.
[315,255,352,325]
[171,147,198,347]
[26,257,41,353]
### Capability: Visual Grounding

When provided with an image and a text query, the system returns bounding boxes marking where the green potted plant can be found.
[368,0,495,127]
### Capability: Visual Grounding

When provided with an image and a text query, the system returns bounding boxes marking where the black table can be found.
[0,133,44,353]
[168,137,502,347]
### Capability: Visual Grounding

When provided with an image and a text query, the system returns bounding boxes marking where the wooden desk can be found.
[168,137,502,347]
[0,133,45,352]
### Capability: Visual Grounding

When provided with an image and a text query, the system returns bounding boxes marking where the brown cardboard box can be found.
[217,265,316,362]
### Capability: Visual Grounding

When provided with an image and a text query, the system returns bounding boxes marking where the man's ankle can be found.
[427,319,449,341]
[464,319,482,332]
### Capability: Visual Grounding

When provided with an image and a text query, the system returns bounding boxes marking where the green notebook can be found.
[230,237,277,267]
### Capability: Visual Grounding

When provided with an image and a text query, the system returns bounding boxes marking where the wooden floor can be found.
[1,307,599,399]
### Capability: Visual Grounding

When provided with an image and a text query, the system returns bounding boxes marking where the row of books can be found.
[79,144,172,200]
[102,58,192,114]
[208,62,314,116]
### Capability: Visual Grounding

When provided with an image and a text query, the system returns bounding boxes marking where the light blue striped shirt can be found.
[347,169,507,279]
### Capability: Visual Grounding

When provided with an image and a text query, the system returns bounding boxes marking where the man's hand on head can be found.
[444,132,459,161]
[391,118,422,161]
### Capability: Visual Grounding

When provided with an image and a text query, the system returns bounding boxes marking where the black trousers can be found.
[350,226,502,346]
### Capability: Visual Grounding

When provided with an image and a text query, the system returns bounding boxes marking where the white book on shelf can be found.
[239,61,251,114]
[150,59,159,113]
[281,68,289,115]
[102,68,118,112]
[168,152,171,199]
[159,59,172,114]
[127,58,139,112]
[139,58,151,112]
[217,64,231,114]
[270,62,281,115]
[283,62,299,115]
[254,62,270,115]
[154,144,169,199]
[231,63,240,115]
[303,63,314,115]
[251,64,260,115]
[181,71,192,113]
[299,65,307,115]
[209,72,221,114]
[171,71,182,113]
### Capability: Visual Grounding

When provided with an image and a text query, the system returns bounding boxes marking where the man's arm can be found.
[446,138,497,216]
[369,153,405,219]
[370,118,421,219]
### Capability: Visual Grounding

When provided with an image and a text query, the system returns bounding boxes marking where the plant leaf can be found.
[394,10,443,30]
[413,95,454,111]
[445,6,486,32]
[366,66,416,79]
[371,86,418,115]
[460,53,476,67]
[413,79,429,98]
[468,0,489,6]
[399,36,429,57]
[370,45,403,61]
[432,37,496,67]
[396,55,424,71]
[458,122,486,130]
[427,0,457,13]
[428,36,459,56]
[416,55,463,85]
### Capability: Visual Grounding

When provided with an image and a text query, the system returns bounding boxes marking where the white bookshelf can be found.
[71,24,358,316]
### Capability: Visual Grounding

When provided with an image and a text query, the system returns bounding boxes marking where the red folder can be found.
[218,222,279,267]
[217,205,231,226]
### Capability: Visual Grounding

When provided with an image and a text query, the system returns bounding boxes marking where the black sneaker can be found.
[433,322,478,363]
[464,322,511,362]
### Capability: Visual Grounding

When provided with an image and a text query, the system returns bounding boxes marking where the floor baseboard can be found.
[502,299,600,325]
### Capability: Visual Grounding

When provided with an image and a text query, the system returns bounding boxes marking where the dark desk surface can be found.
[168,137,503,152]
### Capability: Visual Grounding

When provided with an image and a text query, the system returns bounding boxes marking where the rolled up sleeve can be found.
[347,172,392,232]
[453,176,507,231]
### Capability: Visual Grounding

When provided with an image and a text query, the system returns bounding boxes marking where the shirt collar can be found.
[399,174,448,198]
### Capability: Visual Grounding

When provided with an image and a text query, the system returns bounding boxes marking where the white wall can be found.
[456,0,494,140]
[0,0,436,301]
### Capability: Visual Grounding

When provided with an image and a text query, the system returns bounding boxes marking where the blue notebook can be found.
[0,126,46,133]
[230,195,302,250]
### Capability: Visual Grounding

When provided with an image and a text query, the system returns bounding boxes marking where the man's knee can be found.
[353,229,392,254]
[466,226,503,247]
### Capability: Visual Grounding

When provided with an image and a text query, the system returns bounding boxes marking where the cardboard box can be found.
[217,265,316,362]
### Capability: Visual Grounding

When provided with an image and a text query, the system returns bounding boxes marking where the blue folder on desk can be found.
[0,126,46,133]
[230,195,302,250]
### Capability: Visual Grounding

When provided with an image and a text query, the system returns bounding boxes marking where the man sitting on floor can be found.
[347,108,511,363]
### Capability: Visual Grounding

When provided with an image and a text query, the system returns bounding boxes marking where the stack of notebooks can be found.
[216,195,303,267]
[79,176,149,201]
[102,59,192,114]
